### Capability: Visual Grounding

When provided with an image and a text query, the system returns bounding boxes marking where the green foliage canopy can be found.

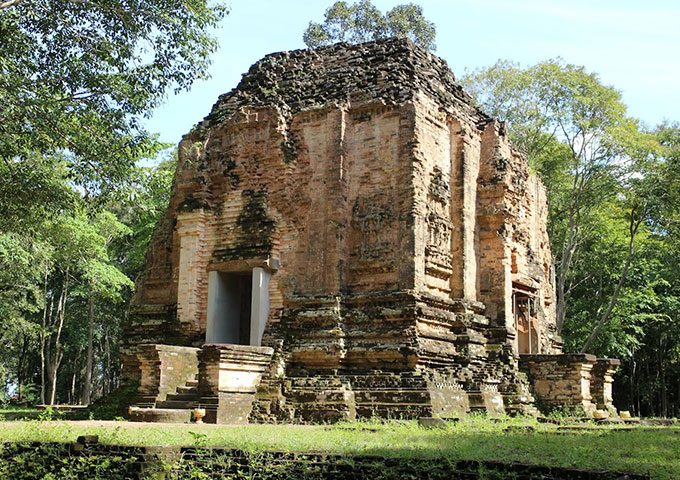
[0,0,227,187]
[303,1,436,51]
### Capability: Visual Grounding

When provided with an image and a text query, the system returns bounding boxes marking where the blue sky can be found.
[144,0,680,145]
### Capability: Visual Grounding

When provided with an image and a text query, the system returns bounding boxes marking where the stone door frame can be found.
[205,258,279,347]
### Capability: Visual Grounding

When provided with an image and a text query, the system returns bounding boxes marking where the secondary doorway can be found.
[512,283,539,354]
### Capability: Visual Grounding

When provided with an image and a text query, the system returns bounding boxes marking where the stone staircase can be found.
[130,343,274,424]
[129,377,200,423]
[156,379,200,410]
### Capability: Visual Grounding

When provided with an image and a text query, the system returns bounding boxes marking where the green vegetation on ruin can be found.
[1,416,678,479]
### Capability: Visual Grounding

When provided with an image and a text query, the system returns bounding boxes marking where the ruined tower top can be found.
[197,38,491,135]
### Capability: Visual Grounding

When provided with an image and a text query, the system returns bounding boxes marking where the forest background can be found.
[1,0,679,417]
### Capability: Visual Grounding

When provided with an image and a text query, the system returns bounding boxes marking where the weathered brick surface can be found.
[590,358,620,416]
[122,38,615,421]
[198,344,274,424]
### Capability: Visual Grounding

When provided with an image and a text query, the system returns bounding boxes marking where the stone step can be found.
[156,399,197,409]
[129,408,192,423]
[186,380,198,387]
[168,392,199,402]
[176,385,198,394]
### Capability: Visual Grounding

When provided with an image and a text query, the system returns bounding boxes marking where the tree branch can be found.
[580,214,644,353]
[0,0,27,11]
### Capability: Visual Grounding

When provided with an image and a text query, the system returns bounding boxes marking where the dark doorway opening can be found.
[513,283,538,354]
[206,271,252,345]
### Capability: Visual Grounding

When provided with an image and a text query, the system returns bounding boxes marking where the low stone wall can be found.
[519,354,598,415]
[136,344,200,406]
[0,441,650,480]
[519,354,620,417]
[591,358,620,416]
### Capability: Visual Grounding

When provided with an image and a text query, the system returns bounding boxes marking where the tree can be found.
[0,0,226,405]
[0,0,227,188]
[579,131,679,352]
[303,1,436,51]
[461,59,650,338]
[463,62,680,416]
[79,212,133,405]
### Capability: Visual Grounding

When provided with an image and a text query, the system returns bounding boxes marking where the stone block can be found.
[418,417,447,428]
[198,344,274,424]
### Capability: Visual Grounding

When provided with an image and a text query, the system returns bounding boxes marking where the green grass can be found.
[0,405,42,421]
[1,416,678,479]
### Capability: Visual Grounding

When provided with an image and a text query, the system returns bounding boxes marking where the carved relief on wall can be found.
[425,168,453,280]
[350,197,395,274]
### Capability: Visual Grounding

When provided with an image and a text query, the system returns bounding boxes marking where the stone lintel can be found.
[201,344,274,355]
[129,304,173,316]
[138,344,200,354]
[208,257,280,273]
[595,357,621,367]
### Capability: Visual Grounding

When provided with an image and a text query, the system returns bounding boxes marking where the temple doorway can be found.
[513,283,539,354]
[206,272,252,345]
[205,267,271,347]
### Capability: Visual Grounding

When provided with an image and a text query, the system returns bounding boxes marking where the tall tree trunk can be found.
[17,334,29,401]
[48,266,69,405]
[48,351,63,405]
[630,358,636,416]
[659,335,667,418]
[39,266,50,405]
[70,350,80,404]
[104,330,111,395]
[676,376,680,418]
[580,216,641,353]
[81,286,95,405]
[555,195,579,335]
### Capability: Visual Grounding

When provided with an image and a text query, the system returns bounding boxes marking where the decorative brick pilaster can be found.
[590,358,620,417]
[176,210,208,336]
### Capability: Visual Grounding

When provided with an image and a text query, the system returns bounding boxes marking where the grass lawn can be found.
[0,405,42,421]
[1,416,678,479]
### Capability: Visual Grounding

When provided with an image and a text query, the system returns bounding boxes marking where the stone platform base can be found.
[129,407,193,423]
[251,369,540,423]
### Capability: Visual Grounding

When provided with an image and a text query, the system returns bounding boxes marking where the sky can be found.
[144,0,680,145]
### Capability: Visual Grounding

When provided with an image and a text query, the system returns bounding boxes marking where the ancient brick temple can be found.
[122,38,619,424]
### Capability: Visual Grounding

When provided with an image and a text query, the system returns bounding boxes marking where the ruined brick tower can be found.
[122,39,619,423]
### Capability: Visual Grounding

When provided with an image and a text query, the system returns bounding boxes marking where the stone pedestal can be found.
[519,354,597,415]
[198,344,274,424]
[136,344,199,406]
[590,358,620,417]
[468,385,505,417]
